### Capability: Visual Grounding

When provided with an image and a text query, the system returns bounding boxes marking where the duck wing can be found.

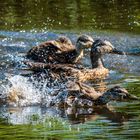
[66,81,102,100]
[27,39,76,63]
[27,41,60,63]
[23,61,78,71]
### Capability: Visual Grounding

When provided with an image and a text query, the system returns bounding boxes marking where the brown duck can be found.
[27,35,94,64]
[58,81,139,107]
[24,39,125,81]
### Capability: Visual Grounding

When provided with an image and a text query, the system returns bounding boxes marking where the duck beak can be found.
[86,39,94,48]
[128,94,140,100]
[112,48,125,55]
[89,39,94,43]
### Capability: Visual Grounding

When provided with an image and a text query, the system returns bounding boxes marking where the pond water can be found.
[0,0,140,139]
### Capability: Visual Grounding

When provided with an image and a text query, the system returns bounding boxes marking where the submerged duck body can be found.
[25,39,124,82]
[27,35,94,64]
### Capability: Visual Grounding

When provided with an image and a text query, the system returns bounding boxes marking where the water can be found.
[0,0,140,139]
[0,0,140,33]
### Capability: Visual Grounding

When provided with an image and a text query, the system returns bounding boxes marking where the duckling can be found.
[24,39,125,82]
[27,35,94,64]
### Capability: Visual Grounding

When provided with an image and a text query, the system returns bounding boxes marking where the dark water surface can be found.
[0,0,140,33]
[0,0,140,140]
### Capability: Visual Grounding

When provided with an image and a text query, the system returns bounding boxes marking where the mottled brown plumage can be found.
[27,35,93,64]
[24,39,124,82]
[24,61,109,82]
[63,81,139,107]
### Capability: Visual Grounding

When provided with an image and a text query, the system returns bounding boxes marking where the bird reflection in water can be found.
[0,105,135,125]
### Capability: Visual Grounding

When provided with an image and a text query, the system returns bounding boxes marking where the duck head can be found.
[106,86,139,101]
[90,39,125,68]
[74,35,94,62]
[97,86,139,105]
[76,35,94,49]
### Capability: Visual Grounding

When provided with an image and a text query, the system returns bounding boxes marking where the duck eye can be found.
[79,38,89,43]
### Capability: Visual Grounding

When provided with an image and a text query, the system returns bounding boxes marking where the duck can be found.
[56,81,139,107]
[27,35,94,64]
[47,81,139,107]
[24,39,125,82]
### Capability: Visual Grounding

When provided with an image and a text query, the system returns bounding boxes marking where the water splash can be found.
[6,75,43,106]
[0,74,68,107]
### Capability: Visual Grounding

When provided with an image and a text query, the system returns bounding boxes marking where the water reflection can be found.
[0,102,140,139]
[0,105,135,125]
[64,106,134,125]
[0,0,140,33]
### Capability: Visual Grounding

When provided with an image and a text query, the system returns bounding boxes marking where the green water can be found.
[0,0,140,139]
[0,0,140,33]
